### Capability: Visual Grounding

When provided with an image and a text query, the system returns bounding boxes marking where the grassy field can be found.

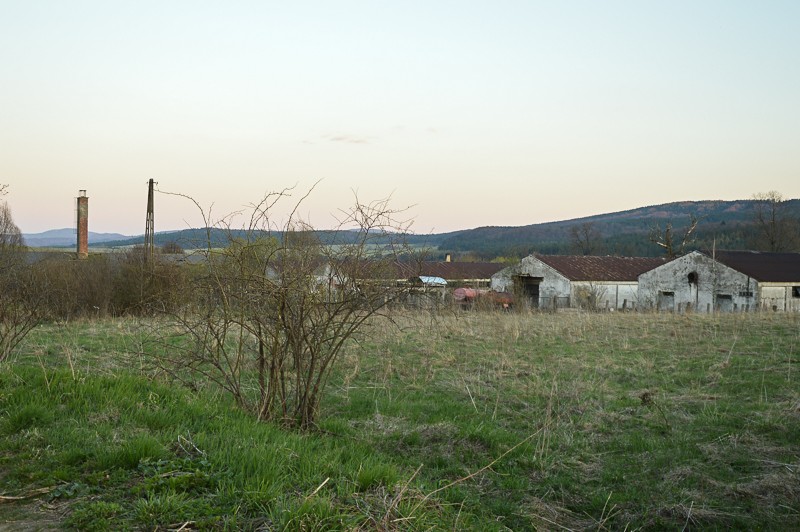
[1,311,798,530]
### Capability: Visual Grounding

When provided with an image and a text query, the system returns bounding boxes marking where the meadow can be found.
[1,311,798,530]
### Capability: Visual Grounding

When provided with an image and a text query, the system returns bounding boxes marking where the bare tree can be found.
[0,186,21,273]
[751,191,800,252]
[0,201,42,362]
[569,222,603,255]
[147,188,419,429]
[0,201,25,270]
[649,215,699,258]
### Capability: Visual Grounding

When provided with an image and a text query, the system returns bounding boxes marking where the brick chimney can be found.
[76,190,88,259]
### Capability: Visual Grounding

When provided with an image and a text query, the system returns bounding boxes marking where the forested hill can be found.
[89,227,463,251]
[84,199,800,259]
[437,199,800,258]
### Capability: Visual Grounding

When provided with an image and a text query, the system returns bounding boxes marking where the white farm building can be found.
[638,250,800,312]
[491,254,665,310]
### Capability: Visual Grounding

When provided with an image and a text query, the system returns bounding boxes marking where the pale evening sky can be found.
[1,1,799,236]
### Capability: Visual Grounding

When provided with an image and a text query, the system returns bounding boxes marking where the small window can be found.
[661,291,674,296]
[793,286,800,298]
[739,291,753,298]
[688,272,698,285]
[717,294,732,300]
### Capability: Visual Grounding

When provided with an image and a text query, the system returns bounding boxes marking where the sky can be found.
[2,1,799,236]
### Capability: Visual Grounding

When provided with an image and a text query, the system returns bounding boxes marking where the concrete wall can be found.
[759,284,800,312]
[490,267,514,292]
[638,251,756,313]
[571,281,639,310]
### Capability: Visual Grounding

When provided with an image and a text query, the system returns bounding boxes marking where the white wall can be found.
[571,281,639,310]
[760,284,800,312]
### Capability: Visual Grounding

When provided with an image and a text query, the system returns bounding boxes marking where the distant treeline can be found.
[90,198,800,259]
[92,227,458,251]
[435,199,800,258]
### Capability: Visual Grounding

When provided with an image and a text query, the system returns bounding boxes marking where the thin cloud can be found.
[323,134,371,144]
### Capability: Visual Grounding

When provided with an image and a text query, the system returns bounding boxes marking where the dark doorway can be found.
[658,291,675,312]
[515,276,543,308]
[717,294,733,312]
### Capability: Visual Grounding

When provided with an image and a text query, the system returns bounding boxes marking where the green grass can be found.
[1,312,799,529]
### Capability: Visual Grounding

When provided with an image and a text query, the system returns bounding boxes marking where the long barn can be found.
[491,254,665,310]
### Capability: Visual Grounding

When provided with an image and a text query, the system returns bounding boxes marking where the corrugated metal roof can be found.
[704,250,800,282]
[415,261,506,280]
[534,254,667,281]
[341,260,506,281]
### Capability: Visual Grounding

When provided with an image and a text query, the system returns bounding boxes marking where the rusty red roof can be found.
[534,255,667,281]
[703,250,800,282]
[395,261,506,280]
[416,261,506,280]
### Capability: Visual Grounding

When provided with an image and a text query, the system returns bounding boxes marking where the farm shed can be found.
[398,261,506,306]
[339,260,505,307]
[639,250,800,312]
[397,261,503,289]
[491,254,665,310]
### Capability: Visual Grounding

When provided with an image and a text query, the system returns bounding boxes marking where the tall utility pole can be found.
[144,179,155,262]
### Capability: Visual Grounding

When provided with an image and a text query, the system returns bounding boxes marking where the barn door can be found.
[515,276,543,308]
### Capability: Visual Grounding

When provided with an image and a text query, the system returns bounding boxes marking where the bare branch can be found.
[649,214,699,258]
[145,186,420,428]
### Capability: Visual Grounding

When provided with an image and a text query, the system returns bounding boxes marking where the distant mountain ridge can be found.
[436,199,800,257]
[23,228,131,248]
[24,199,800,257]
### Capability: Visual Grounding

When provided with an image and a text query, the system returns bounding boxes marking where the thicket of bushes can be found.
[28,250,194,320]
[1,248,194,362]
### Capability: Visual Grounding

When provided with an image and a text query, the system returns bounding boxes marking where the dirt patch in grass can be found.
[0,499,65,531]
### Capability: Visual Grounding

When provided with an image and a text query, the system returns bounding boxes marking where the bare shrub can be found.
[573,283,608,311]
[149,188,418,429]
